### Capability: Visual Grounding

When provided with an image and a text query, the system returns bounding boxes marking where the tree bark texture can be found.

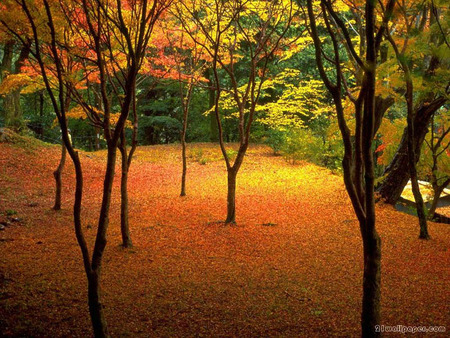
[226,169,237,223]
[53,142,66,210]
[88,272,109,338]
[119,136,132,248]
[377,97,446,204]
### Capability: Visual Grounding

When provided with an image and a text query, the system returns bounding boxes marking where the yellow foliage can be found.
[0,73,44,95]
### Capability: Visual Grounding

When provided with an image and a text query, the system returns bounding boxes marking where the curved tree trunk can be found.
[53,142,66,210]
[377,97,446,204]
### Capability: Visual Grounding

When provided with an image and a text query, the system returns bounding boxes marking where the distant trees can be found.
[0,39,30,130]
[176,0,295,222]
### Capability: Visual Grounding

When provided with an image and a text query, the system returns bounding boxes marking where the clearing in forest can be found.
[0,140,449,337]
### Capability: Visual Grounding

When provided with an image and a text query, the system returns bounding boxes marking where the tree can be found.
[384,2,430,239]
[423,112,450,220]
[177,0,295,223]
[377,0,449,204]
[154,14,209,196]
[0,39,31,130]
[306,0,395,335]
[2,0,170,335]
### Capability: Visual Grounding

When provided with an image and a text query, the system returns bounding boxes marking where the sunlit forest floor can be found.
[0,136,449,337]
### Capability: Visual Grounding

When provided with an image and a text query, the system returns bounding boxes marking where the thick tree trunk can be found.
[119,136,132,248]
[1,40,30,130]
[88,272,109,338]
[377,98,446,204]
[225,169,237,223]
[53,142,66,210]
[361,233,382,337]
[3,90,23,130]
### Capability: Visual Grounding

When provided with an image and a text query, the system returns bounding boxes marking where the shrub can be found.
[281,129,326,165]
[264,129,286,155]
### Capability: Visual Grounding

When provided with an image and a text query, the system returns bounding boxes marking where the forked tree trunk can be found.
[53,142,66,210]
[225,169,237,223]
[87,144,119,336]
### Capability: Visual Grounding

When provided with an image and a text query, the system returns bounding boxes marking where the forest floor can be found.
[0,134,449,337]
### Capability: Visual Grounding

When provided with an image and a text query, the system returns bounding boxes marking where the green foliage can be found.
[225,148,237,161]
[281,129,325,165]
[264,129,286,155]
[5,209,17,216]
[199,157,209,165]
[139,115,182,144]
[264,127,344,170]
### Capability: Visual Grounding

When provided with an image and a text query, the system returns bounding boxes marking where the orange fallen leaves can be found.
[0,141,449,336]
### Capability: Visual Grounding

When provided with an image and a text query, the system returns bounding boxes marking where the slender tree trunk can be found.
[53,142,66,210]
[409,171,429,239]
[361,233,382,337]
[428,180,449,220]
[179,84,191,197]
[180,130,187,196]
[226,169,237,223]
[95,127,101,150]
[206,69,218,142]
[86,144,118,337]
[403,63,429,239]
[88,271,109,338]
[119,135,132,248]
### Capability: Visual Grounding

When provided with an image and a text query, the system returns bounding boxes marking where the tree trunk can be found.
[361,232,382,337]
[408,168,429,239]
[53,142,66,210]
[206,69,218,142]
[377,98,446,204]
[225,169,237,223]
[3,90,23,130]
[119,136,132,248]
[180,132,187,196]
[428,179,449,221]
[403,69,429,239]
[88,272,109,338]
